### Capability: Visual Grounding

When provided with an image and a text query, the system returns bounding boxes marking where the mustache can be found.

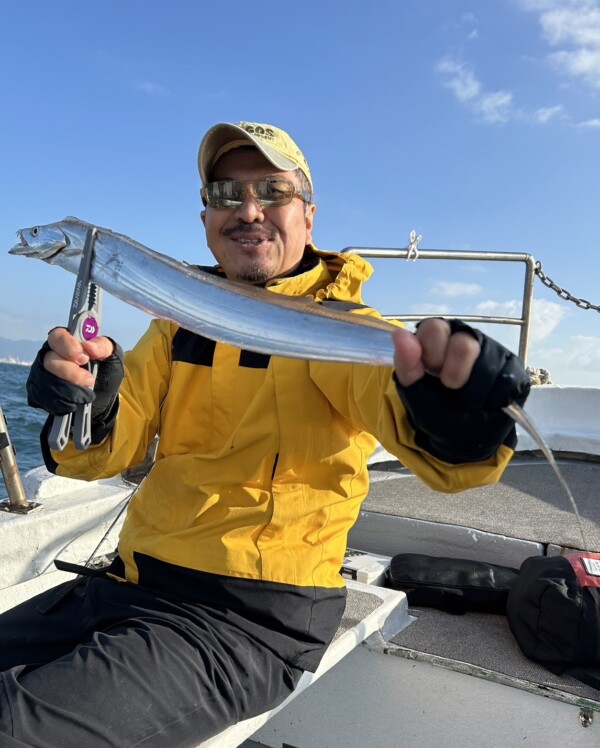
[222,224,276,240]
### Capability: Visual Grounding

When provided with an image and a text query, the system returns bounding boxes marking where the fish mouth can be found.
[8,232,32,256]
[8,231,65,259]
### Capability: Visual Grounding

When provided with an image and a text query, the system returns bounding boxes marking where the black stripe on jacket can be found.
[113,552,346,672]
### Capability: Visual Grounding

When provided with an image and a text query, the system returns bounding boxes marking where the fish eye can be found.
[31,227,39,237]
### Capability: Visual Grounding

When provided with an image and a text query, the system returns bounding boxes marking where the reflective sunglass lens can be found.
[254,180,294,206]
[203,179,301,209]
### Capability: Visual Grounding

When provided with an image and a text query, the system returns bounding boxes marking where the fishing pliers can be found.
[48,227,103,451]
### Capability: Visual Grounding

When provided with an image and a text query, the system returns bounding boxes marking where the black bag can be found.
[506,552,600,688]
[386,553,519,614]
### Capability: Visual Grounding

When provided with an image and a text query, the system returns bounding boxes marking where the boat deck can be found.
[349,452,600,709]
[361,452,600,552]
[391,606,600,706]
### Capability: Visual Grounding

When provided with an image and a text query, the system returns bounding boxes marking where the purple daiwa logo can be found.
[82,316,99,340]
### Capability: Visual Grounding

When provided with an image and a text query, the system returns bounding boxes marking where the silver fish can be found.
[9,217,397,365]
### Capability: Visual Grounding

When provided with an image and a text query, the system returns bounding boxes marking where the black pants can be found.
[0,577,303,747]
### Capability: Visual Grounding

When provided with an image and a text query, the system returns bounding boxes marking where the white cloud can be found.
[478,90,514,123]
[461,11,479,40]
[436,57,515,123]
[475,299,521,316]
[549,48,600,82]
[534,335,600,373]
[409,303,453,316]
[442,3,600,125]
[568,335,600,369]
[539,4,600,47]
[136,81,169,97]
[474,298,567,342]
[437,58,481,102]
[530,298,569,341]
[531,104,565,123]
[431,281,483,297]
[437,55,568,125]
[519,0,600,89]
[576,117,600,127]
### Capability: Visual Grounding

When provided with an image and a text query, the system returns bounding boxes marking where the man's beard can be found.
[222,225,276,284]
[234,259,272,285]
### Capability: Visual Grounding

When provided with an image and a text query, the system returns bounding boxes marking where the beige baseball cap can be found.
[198,121,313,192]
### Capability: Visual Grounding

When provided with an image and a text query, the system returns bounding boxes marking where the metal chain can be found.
[535,260,600,312]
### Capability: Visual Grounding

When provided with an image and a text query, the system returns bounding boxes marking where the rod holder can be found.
[0,405,41,514]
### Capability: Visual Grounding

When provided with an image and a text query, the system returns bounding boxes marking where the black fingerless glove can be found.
[88,342,125,444]
[27,340,125,445]
[395,320,531,464]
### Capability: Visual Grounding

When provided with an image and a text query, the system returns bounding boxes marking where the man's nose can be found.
[233,191,265,222]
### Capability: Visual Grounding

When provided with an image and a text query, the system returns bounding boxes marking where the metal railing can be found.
[343,246,537,366]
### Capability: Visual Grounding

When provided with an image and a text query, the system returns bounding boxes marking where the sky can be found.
[1,0,600,386]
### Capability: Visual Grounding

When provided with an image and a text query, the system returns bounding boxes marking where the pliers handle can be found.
[48,227,103,451]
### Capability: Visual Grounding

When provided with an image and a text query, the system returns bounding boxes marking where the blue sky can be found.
[2,0,599,386]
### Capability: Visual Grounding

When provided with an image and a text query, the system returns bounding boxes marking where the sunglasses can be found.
[201,178,311,209]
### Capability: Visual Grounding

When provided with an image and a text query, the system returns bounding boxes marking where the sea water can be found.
[0,362,46,475]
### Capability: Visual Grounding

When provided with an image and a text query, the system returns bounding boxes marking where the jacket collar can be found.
[265,244,373,304]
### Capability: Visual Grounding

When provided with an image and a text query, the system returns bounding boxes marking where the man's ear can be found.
[200,210,207,226]
[305,203,317,244]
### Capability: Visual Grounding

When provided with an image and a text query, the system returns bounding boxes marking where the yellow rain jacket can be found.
[50,247,514,670]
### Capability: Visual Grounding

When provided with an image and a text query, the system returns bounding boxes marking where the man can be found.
[0,121,530,746]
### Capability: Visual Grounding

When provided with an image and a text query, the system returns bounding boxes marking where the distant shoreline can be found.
[0,358,32,367]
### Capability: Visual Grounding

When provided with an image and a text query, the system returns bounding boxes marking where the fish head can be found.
[9,222,69,259]
[9,218,92,264]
